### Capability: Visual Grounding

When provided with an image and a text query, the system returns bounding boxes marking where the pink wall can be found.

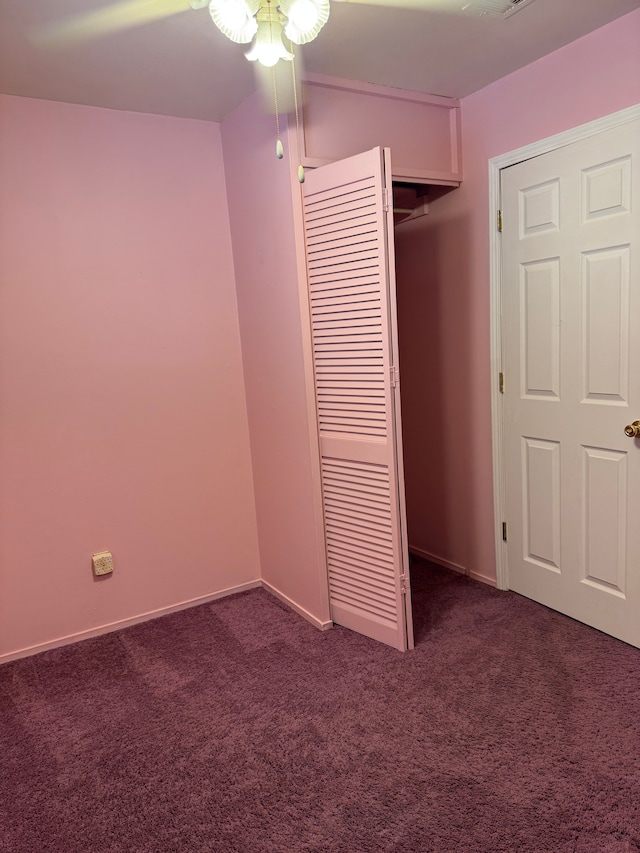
[395,201,474,576]
[402,8,640,583]
[221,94,330,624]
[0,95,260,660]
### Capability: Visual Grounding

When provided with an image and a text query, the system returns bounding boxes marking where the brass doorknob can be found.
[624,420,640,438]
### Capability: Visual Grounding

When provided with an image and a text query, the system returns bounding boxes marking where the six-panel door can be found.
[502,118,640,647]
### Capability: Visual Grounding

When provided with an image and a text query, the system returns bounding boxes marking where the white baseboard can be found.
[409,546,466,576]
[262,580,333,631]
[468,571,497,588]
[3,560,499,666]
[0,579,263,665]
[409,546,497,588]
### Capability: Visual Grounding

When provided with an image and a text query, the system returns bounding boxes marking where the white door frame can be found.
[489,103,640,591]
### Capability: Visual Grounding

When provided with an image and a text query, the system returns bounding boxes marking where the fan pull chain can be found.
[272,65,284,160]
[266,4,284,160]
[290,45,304,183]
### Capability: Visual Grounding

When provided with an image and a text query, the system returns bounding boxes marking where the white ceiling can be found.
[1,0,638,122]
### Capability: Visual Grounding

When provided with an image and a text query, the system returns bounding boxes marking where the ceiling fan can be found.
[32,0,536,66]
[30,0,535,175]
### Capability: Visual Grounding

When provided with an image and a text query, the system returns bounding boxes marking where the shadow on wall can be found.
[394,199,477,577]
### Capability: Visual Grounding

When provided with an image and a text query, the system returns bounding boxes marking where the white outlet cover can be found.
[92,551,114,576]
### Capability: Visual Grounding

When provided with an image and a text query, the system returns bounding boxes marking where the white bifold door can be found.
[502,117,640,647]
[302,147,414,651]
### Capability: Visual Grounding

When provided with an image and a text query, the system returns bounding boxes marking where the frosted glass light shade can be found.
[245,18,294,66]
[281,0,329,44]
[209,0,259,44]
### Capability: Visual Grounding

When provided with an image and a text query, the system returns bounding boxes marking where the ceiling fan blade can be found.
[31,0,196,47]
[332,0,461,10]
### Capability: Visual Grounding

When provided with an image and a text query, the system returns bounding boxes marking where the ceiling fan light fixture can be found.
[210,0,327,67]
[282,0,329,44]
[245,16,294,66]
[209,0,259,44]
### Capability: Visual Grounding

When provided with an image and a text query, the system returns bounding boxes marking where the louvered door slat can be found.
[311,284,380,299]
[309,243,378,260]
[326,520,394,546]
[316,342,384,358]
[324,503,391,524]
[313,299,380,310]
[327,559,394,586]
[307,214,378,237]
[311,281,381,296]
[311,292,377,306]
[309,254,379,272]
[317,384,385,394]
[305,186,376,210]
[313,294,380,308]
[307,228,378,249]
[304,177,376,206]
[309,240,379,261]
[303,147,413,651]
[319,397,385,409]
[306,205,377,228]
[315,333,381,341]
[323,476,390,495]
[327,568,394,593]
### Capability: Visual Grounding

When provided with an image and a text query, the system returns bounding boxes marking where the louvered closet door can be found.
[303,147,414,651]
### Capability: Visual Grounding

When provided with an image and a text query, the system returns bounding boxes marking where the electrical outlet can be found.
[92,551,114,577]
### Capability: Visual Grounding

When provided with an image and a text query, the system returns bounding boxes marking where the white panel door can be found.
[303,147,414,651]
[502,117,640,647]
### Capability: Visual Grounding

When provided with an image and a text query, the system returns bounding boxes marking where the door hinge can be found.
[383,188,391,213]
[499,371,504,394]
[502,522,507,542]
[497,210,503,232]
[390,365,399,388]
[399,574,408,593]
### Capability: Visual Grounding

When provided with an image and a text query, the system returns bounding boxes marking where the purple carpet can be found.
[2,559,640,852]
